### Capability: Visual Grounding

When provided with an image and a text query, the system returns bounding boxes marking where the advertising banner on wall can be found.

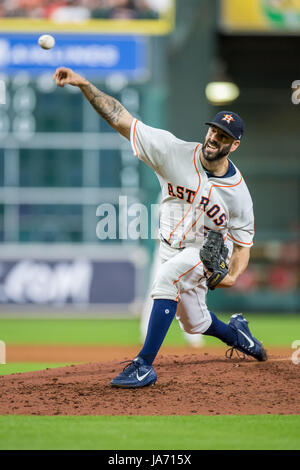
[221,0,300,33]
[0,34,148,79]
[0,258,137,307]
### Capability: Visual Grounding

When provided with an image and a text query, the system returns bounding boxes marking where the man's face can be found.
[202,125,238,162]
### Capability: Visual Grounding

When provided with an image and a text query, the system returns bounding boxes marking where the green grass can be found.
[0,318,142,346]
[0,316,299,451]
[0,363,73,375]
[0,415,299,450]
[0,314,298,377]
[0,315,299,347]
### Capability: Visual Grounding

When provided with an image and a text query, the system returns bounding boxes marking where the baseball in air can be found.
[38,34,55,50]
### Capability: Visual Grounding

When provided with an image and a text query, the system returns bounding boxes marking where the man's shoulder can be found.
[211,163,253,206]
[136,120,202,151]
[228,168,253,211]
[164,132,202,154]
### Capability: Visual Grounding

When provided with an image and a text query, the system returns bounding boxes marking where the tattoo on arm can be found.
[80,83,127,126]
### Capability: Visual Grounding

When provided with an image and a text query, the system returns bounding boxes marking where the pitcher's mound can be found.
[1,352,299,416]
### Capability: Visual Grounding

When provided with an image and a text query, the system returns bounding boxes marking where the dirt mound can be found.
[1,351,299,416]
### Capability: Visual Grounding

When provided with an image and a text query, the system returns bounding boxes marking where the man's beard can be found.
[202,140,232,162]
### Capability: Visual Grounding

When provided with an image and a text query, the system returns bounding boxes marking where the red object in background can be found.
[43,1,68,18]
[231,268,258,292]
[279,240,300,266]
[268,265,298,291]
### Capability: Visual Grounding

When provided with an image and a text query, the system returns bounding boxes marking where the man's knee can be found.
[151,266,179,301]
[177,310,212,334]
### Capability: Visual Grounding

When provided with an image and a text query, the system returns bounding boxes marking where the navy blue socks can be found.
[203,311,237,345]
[138,299,177,365]
[139,305,236,365]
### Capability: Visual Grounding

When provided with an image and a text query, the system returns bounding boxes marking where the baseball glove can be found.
[200,230,229,290]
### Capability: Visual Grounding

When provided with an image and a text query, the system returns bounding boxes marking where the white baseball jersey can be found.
[130,119,255,250]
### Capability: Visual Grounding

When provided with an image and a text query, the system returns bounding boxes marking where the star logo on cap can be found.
[222,114,235,125]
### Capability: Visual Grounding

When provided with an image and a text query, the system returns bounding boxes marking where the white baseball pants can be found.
[150,241,213,334]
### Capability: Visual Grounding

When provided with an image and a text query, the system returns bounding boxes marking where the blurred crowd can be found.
[0,0,171,20]
[233,237,300,293]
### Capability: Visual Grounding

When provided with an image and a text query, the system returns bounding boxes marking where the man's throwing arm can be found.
[53,67,133,140]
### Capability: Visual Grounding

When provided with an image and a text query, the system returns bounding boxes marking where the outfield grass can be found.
[0,363,73,375]
[0,415,299,450]
[0,316,299,451]
[0,314,299,347]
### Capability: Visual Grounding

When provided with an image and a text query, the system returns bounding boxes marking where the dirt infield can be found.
[1,345,299,416]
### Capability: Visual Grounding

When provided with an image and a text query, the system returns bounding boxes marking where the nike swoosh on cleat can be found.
[136,370,152,382]
[237,329,254,348]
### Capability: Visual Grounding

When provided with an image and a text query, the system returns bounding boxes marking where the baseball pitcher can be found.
[53,67,267,389]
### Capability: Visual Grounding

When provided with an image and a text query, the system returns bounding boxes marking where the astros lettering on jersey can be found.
[131,119,254,250]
